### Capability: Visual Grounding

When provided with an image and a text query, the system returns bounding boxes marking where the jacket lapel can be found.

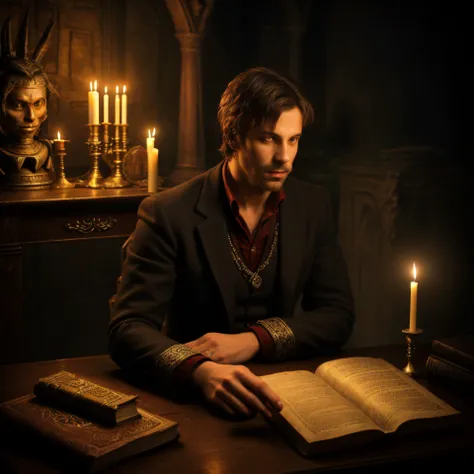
[278,179,306,318]
[195,162,235,320]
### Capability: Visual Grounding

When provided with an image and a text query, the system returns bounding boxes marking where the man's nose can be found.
[24,106,36,122]
[275,142,291,163]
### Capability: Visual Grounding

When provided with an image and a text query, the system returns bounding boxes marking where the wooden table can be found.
[0,344,472,473]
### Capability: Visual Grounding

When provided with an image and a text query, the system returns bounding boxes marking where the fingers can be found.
[184,339,199,349]
[220,374,270,417]
[217,387,255,417]
[238,371,283,414]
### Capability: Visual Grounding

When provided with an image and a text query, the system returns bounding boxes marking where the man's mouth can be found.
[265,170,288,176]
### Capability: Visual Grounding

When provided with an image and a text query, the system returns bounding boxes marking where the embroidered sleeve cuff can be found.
[247,325,275,360]
[155,344,202,375]
[256,317,296,361]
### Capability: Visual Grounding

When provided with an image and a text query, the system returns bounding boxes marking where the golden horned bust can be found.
[0,9,56,190]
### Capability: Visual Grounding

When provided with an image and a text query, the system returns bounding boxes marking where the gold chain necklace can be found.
[227,223,279,289]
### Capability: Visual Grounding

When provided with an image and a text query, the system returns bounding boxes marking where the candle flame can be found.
[116,85,119,94]
[57,131,61,140]
[123,85,126,94]
[105,86,108,94]
[94,80,97,91]
[412,263,417,281]
[90,81,92,91]
[153,127,156,137]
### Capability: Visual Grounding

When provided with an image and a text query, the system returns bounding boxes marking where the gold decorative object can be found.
[402,328,423,377]
[64,217,117,234]
[103,123,131,188]
[84,124,104,188]
[101,122,113,167]
[52,136,74,189]
[0,11,56,190]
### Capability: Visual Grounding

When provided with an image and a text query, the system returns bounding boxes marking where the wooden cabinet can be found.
[0,187,149,364]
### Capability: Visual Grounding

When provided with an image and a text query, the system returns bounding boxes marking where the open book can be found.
[261,357,460,456]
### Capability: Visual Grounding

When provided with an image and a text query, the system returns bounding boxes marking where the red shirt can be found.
[174,161,285,382]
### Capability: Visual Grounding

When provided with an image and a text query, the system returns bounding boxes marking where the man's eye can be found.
[34,100,44,107]
[13,102,24,109]
[261,136,273,143]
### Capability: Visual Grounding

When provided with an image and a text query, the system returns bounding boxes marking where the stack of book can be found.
[0,371,179,472]
[426,334,474,393]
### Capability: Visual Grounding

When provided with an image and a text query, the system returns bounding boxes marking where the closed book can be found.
[0,394,179,473]
[33,371,139,425]
[426,354,474,393]
[431,334,474,371]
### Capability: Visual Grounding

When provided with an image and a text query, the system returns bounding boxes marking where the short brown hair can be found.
[217,67,314,158]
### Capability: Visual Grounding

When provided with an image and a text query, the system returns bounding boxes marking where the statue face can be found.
[0,80,47,140]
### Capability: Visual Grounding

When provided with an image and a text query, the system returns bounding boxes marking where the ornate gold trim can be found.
[257,317,296,361]
[65,217,117,234]
[155,344,198,373]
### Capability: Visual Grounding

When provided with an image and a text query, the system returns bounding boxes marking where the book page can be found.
[315,357,460,433]
[261,370,382,444]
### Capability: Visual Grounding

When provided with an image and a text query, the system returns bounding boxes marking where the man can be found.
[109,67,354,419]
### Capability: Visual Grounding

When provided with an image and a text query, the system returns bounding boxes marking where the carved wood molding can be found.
[64,217,117,234]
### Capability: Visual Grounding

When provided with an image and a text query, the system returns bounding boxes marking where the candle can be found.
[88,82,93,124]
[114,85,120,124]
[121,85,127,125]
[148,147,159,193]
[146,128,156,155]
[103,86,109,123]
[54,131,66,152]
[409,263,418,332]
[91,80,99,124]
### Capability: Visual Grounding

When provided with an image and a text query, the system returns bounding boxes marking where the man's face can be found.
[233,107,303,193]
[0,81,48,140]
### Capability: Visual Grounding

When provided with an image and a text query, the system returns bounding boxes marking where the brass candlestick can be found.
[402,328,423,377]
[103,123,131,188]
[52,139,74,189]
[101,122,113,166]
[85,124,104,188]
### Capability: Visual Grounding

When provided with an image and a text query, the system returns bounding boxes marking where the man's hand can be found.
[192,361,283,418]
[185,332,259,364]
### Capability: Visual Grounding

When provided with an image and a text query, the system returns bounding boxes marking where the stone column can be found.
[165,0,214,185]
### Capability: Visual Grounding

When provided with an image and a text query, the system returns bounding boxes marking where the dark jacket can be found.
[108,161,354,381]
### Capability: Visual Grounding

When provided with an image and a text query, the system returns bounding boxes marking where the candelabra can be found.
[84,124,104,188]
[103,123,131,188]
[402,328,423,377]
[52,138,74,189]
[101,121,113,166]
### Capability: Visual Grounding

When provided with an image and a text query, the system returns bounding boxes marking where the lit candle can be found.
[114,85,120,124]
[121,85,127,125]
[409,263,418,332]
[146,128,155,155]
[148,147,159,193]
[92,80,99,124]
[54,130,66,152]
[103,86,109,123]
[88,82,93,124]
